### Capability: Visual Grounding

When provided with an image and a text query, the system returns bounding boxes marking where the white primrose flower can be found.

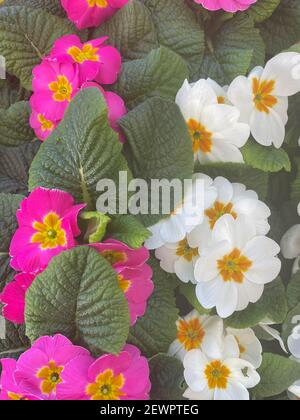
[195,215,281,318]
[206,78,230,105]
[175,79,250,163]
[183,335,260,401]
[168,310,224,361]
[145,175,217,250]
[189,174,271,249]
[226,328,263,369]
[228,52,300,148]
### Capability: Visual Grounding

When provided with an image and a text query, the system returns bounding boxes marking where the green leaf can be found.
[287,271,300,309]
[242,139,291,173]
[259,0,300,56]
[91,0,158,61]
[0,321,29,361]
[80,211,111,244]
[0,77,31,109]
[128,257,178,358]
[198,162,270,201]
[25,246,130,356]
[1,0,66,17]
[291,157,300,202]
[0,141,40,195]
[0,101,35,146]
[0,6,78,89]
[120,97,194,226]
[254,353,300,399]
[29,88,129,209]
[225,278,288,329]
[199,14,264,85]
[143,0,205,79]
[149,354,186,400]
[285,93,300,148]
[178,282,211,315]
[108,215,151,249]
[246,0,280,23]
[114,47,188,110]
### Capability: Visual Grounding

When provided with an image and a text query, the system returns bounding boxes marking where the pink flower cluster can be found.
[0,335,150,400]
[0,188,153,327]
[61,0,129,30]
[30,34,126,141]
[194,0,257,12]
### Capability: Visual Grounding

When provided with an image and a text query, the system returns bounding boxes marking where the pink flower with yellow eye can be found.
[61,0,129,30]
[30,59,79,121]
[9,188,85,273]
[194,0,257,12]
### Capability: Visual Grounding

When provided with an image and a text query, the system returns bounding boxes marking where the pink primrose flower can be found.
[194,0,257,12]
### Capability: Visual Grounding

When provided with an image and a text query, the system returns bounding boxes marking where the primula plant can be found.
[1,0,300,402]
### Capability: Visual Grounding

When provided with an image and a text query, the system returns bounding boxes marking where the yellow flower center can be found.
[37,114,54,132]
[187,119,213,154]
[31,212,67,250]
[217,96,225,104]
[7,392,28,400]
[68,44,100,64]
[117,274,131,293]
[176,239,199,262]
[252,78,277,114]
[205,360,231,390]
[100,250,127,266]
[177,318,206,351]
[48,75,72,102]
[86,0,108,7]
[86,369,126,400]
[205,201,237,230]
[235,337,246,354]
[36,360,64,396]
[217,248,252,284]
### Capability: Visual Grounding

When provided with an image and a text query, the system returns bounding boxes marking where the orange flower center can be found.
[37,114,54,132]
[117,274,131,293]
[68,44,100,64]
[205,201,237,230]
[205,360,231,390]
[7,392,29,400]
[187,119,213,154]
[31,212,67,250]
[86,0,108,7]
[252,78,277,114]
[36,360,64,395]
[100,250,127,266]
[217,248,252,284]
[176,239,199,262]
[177,318,206,351]
[48,75,72,102]
[86,369,126,400]
[217,96,225,104]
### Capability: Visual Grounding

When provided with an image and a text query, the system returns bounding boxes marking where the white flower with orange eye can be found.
[227,52,300,148]
[145,175,217,250]
[183,335,260,401]
[194,215,281,318]
[168,311,224,362]
[226,328,263,369]
[188,174,271,249]
[175,79,250,164]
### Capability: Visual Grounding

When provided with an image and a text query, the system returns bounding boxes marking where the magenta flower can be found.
[194,0,257,12]
[9,188,85,273]
[0,359,40,400]
[81,82,127,142]
[61,0,129,30]
[57,344,151,400]
[30,59,79,121]
[29,110,59,141]
[116,266,154,325]
[13,335,90,399]
[0,273,38,324]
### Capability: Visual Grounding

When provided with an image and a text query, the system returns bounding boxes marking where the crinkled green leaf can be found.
[1,0,66,17]
[120,97,194,226]
[108,215,151,249]
[149,354,186,400]
[114,47,188,110]
[225,278,288,329]
[0,77,31,109]
[143,0,205,79]
[0,101,35,146]
[291,157,300,202]
[128,257,178,358]
[285,93,300,148]
[0,321,29,362]
[0,6,78,89]
[25,246,130,356]
[242,139,291,173]
[91,0,158,61]
[29,88,129,209]
[254,353,300,399]
[246,0,280,23]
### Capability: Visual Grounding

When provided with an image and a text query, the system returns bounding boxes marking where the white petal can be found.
[145,223,165,250]
[155,246,177,273]
[183,386,214,400]
[226,358,260,388]
[250,107,286,148]
[288,327,300,359]
[213,122,250,148]
[281,225,300,259]
[209,140,245,163]
[243,236,280,260]
[242,279,264,304]
[202,104,239,132]
[227,76,253,123]
[195,242,230,283]
[196,277,223,310]
[175,258,197,284]
[219,381,250,401]
[214,176,234,203]
[216,282,238,319]
[223,334,240,359]
[245,257,281,285]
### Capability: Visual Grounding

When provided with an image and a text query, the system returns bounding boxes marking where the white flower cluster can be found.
[168,310,262,400]
[146,174,281,318]
[175,52,300,164]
